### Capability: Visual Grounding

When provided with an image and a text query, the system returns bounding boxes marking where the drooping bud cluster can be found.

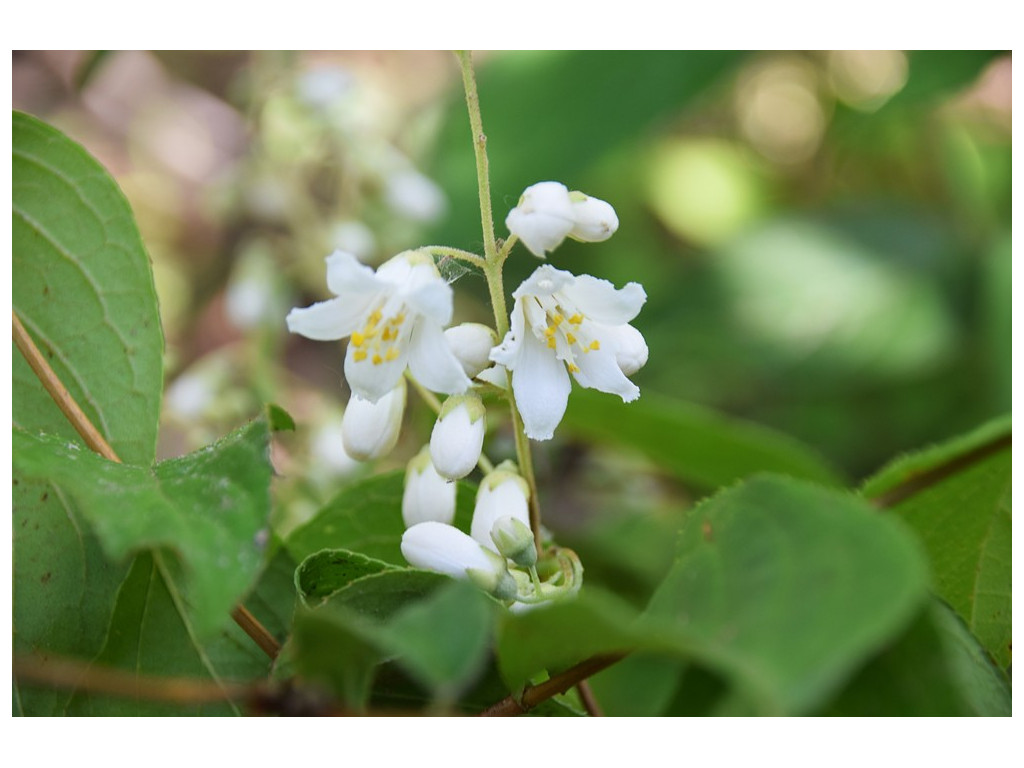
[505,182,618,258]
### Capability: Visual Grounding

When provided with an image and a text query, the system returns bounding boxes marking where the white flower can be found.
[443,323,498,379]
[471,466,531,553]
[505,181,575,258]
[286,249,471,403]
[341,379,406,461]
[401,521,516,598]
[430,394,486,480]
[568,191,619,243]
[490,264,647,441]
[506,182,619,258]
[402,446,456,527]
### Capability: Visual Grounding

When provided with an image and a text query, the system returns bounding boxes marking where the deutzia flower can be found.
[401,521,517,599]
[505,182,619,258]
[443,323,498,379]
[402,446,456,527]
[341,379,406,461]
[286,249,471,402]
[430,393,486,480]
[490,264,647,441]
[471,465,531,553]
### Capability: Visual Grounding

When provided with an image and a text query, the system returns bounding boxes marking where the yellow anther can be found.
[385,347,399,362]
[547,336,557,349]
[552,314,564,325]
[392,313,406,325]
[382,327,396,342]
[353,349,368,362]
[589,340,601,351]
[568,313,584,325]
[544,325,557,337]
[566,333,577,345]
[351,332,365,347]
[568,363,580,373]
[369,310,382,324]
[372,353,383,365]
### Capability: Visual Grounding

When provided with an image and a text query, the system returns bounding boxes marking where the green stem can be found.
[423,245,486,270]
[456,51,543,552]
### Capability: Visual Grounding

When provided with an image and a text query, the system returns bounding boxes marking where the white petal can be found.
[475,363,509,389]
[405,277,454,327]
[569,195,619,243]
[606,323,649,376]
[512,264,575,300]
[341,382,406,460]
[571,347,640,403]
[471,481,531,553]
[286,296,370,341]
[403,453,456,527]
[430,400,486,480]
[401,522,501,580]
[444,323,497,378]
[325,250,380,296]
[510,331,572,441]
[407,320,472,395]
[344,342,410,403]
[505,182,575,258]
[561,275,646,325]
[489,299,526,369]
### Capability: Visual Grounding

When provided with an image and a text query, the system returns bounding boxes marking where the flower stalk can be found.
[457,51,543,552]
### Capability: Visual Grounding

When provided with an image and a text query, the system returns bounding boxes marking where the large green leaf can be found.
[645,475,931,714]
[13,419,272,639]
[823,599,1010,716]
[12,110,163,465]
[562,388,842,491]
[861,416,1012,668]
[285,471,476,566]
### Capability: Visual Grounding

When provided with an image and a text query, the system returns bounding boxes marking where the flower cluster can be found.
[286,181,645,605]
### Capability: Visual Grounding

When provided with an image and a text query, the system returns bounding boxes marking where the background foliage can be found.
[11,50,1010,716]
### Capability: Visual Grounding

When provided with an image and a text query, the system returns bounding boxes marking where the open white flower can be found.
[286,249,471,402]
[490,264,647,440]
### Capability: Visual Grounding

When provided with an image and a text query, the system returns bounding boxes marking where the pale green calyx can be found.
[490,515,537,568]
[437,392,486,423]
[467,547,518,600]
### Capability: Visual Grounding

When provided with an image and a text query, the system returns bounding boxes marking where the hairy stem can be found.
[456,51,544,551]
[13,309,280,661]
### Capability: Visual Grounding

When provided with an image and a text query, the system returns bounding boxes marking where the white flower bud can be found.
[505,181,575,258]
[568,191,619,243]
[402,446,456,528]
[471,464,531,553]
[606,323,649,376]
[444,323,498,378]
[401,521,516,599]
[490,515,537,568]
[430,393,486,480]
[341,378,406,461]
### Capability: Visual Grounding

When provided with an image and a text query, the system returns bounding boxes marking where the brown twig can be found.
[13,309,280,660]
[869,433,1012,509]
[576,679,605,716]
[479,653,626,716]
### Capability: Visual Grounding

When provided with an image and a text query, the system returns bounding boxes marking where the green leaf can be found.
[13,110,163,465]
[861,416,1012,668]
[65,552,274,716]
[376,581,496,699]
[295,548,398,604]
[13,419,272,638]
[12,478,132,715]
[823,599,1010,716]
[285,471,476,566]
[496,588,647,693]
[562,389,843,491]
[587,654,688,717]
[646,475,931,714]
[266,403,296,432]
[320,569,450,623]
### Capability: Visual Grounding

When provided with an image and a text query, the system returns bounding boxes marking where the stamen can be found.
[385,347,399,362]
[372,353,383,365]
[568,363,580,373]
[353,349,368,362]
[351,332,365,347]
[568,313,583,325]
[566,333,577,345]
[589,340,600,350]
[547,336,557,349]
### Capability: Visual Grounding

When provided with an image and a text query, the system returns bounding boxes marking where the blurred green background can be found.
[13,50,1010,544]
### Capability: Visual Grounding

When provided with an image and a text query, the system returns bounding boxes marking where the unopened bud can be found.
[505,181,575,258]
[490,515,537,568]
[401,521,514,599]
[471,463,531,553]
[444,323,498,378]
[430,393,486,480]
[402,446,456,527]
[568,191,619,243]
[341,378,406,461]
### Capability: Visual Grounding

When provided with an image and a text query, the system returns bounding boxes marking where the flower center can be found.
[350,301,409,365]
[527,294,601,374]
